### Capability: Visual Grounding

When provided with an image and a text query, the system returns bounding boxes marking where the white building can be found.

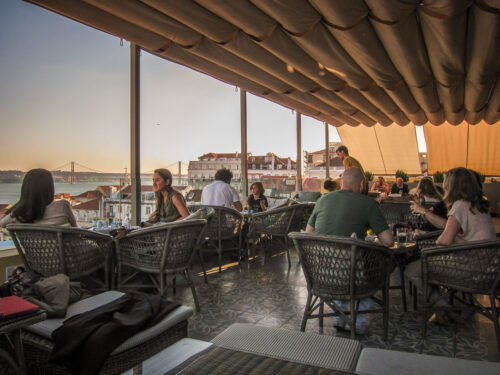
[188,152,296,181]
[304,142,344,179]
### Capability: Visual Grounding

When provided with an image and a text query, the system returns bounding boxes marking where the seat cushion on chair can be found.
[211,323,362,372]
[111,305,193,354]
[26,291,125,338]
[26,291,194,355]
[355,348,500,375]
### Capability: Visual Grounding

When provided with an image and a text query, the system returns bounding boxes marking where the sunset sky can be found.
[0,2,426,174]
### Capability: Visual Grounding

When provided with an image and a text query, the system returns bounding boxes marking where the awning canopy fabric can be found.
[337,124,422,175]
[424,121,500,175]
[26,0,500,127]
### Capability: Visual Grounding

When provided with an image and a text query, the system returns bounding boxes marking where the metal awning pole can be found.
[240,89,248,199]
[325,122,330,179]
[296,112,302,192]
[130,43,141,225]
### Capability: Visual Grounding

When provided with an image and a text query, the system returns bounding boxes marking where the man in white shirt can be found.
[201,168,243,211]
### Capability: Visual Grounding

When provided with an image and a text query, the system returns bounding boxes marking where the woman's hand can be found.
[148,211,158,221]
[260,199,267,211]
[410,202,426,215]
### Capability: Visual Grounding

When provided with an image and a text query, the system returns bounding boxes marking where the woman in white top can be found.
[0,169,77,228]
[405,167,495,323]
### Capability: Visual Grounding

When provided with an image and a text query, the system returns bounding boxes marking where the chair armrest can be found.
[421,238,500,257]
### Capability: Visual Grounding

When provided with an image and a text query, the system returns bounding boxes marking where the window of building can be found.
[146,206,151,215]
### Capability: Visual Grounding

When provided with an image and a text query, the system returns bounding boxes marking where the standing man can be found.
[306,167,393,333]
[336,145,367,194]
[335,145,364,174]
[201,168,243,211]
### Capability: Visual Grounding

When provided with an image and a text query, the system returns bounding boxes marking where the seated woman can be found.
[370,176,390,194]
[405,167,496,322]
[148,168,189,223]
[410,177,447,229]
[0,168,77,228]
[246,182,268,212]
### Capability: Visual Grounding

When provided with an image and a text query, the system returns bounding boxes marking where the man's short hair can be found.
[214,168,233,183]
[342,167,364,190]
[336,145,349,155]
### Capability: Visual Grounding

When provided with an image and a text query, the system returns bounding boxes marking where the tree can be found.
[364,171,374,182]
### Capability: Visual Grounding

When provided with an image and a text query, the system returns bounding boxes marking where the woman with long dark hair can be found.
[246,182,268,212]
[148,168,189,223]
[0,169,76,227]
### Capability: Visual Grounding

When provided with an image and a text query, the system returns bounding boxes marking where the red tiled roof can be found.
[316,157,343,167]
[199,152,241,159]
[72,198,100,211]
[75,190,103,199]
[121,185,154,194]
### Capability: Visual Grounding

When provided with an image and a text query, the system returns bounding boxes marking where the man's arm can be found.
[377,229,394,247]
[306,224,315,233]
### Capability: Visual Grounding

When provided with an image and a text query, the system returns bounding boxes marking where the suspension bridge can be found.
[51,161,189,184]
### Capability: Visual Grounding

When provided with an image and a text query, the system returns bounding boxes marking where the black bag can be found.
[0,266,39,297]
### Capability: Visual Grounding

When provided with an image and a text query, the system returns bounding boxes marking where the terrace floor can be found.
[167,242,500,364]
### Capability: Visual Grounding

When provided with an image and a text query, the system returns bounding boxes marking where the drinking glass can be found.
[396,227,408,246]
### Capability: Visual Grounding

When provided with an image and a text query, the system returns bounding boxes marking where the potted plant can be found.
[364,171,374,182]
[395,169,409,182]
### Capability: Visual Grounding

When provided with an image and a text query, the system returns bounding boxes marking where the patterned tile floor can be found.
[167,245,499,363]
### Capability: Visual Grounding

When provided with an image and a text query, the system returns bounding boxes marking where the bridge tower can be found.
[70,161,75,184]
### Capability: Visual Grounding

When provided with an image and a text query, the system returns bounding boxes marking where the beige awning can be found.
[25,0,500,127]
[337,124,421,175]
[425,121,500,175]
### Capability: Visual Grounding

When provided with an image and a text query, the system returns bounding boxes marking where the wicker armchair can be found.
[289,232,392,340]
[182,207,215,282]
[7,224,113,290]
[420,238,500,354]
[115,219,206,312]
[247,204,309,268]
[197,205,243,273]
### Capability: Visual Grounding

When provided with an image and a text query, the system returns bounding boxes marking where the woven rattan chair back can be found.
[414,230,443,251]
[251,204,308,235]
[115,219,206,311]
[423,239,500,294]
[420,238,500,355]
[116,219,206,272]
[7,224,112,288]
[291,233,391,300]
[248,204,309,268]
[290,232,392,340]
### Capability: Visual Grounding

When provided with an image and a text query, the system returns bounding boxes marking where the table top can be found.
[390,242,417,254]
[0,310,46,334]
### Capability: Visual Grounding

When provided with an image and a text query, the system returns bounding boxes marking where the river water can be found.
[0,182,123,204]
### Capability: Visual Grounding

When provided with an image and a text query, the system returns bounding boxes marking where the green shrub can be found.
[478,172,486,183]
[395,169,409,182]
[434,171,444,183]
[364,171,374,182]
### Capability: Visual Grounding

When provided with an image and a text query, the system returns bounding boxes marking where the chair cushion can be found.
[355,348,500,375]
[26,291,193,355]
[26,291,124,338]
[211,323,361,371]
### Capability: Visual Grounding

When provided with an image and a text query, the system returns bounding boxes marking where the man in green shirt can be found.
[306,167,393,246]
[306,167,393,334]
